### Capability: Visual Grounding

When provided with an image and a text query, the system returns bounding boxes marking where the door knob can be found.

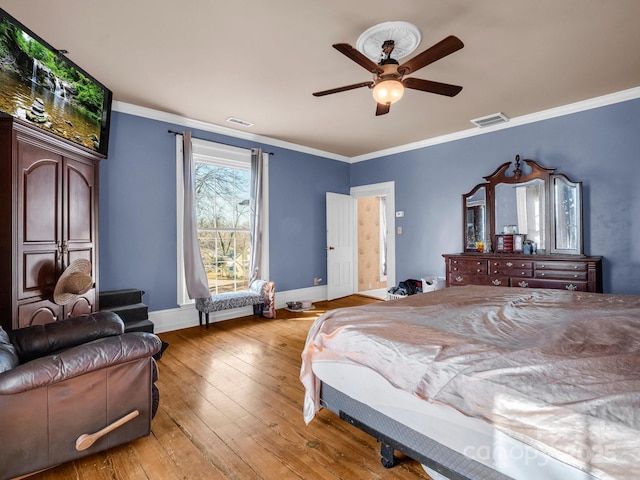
[327,246,335,250]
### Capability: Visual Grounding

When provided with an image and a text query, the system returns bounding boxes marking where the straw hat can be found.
[53,259,93,305]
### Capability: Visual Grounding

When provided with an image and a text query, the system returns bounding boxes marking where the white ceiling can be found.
[2,1,640,158]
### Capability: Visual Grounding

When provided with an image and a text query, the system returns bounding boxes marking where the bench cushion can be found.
[196,291,263,313]
[195,279,276,319]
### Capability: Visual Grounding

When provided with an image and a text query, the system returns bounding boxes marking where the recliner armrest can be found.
[0,332,161,395]
[9,312,125,363]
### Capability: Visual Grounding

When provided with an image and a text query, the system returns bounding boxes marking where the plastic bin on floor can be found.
[421,276,446,292]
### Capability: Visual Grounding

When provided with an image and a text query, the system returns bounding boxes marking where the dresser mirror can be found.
[463,184,487,250]
[463,155,583,255]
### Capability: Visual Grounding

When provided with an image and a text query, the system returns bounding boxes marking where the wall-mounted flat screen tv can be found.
[0,8,112,157]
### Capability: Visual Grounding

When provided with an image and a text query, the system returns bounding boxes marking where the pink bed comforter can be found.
[300,285,640,479]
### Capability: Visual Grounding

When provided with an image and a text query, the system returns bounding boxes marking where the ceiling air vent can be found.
[226,117,253,127]
[470,112,509,128]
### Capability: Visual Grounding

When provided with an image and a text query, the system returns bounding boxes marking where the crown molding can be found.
[111,101,350,162]
[350,86,640,163]
[114,86,640,165]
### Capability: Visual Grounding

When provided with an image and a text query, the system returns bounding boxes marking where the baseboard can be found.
[150,285,328,333]
[358,288,387,300]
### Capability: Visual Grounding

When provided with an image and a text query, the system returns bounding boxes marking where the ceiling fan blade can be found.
[403,77,463,97]
[375,103,390,116]
[333,43,384,74]
[313,81,373,97]
[398,35,464,75]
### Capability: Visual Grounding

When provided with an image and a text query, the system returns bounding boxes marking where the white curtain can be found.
[182,131,211,299]
[249,148,264,282]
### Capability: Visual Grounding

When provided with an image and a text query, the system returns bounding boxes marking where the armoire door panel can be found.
[18,299,61,328]
[65,162,94,243]
[21,157,61,244]
[18,141,62,301]
[65,247,94,278]
[64,290,95,319]
[21,250,57,298]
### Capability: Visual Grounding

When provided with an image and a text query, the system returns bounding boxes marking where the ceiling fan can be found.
[313,35,464,116]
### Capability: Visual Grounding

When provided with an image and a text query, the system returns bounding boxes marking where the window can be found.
[176,137,268,305]
[195,159,250,293]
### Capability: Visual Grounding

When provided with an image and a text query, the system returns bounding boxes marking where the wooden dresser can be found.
[443,253,603,293]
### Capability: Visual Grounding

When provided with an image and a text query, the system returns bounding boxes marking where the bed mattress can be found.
[314,361,598,480]
[301,286,640,479]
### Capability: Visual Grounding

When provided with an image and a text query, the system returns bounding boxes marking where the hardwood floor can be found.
[27,296,432,480]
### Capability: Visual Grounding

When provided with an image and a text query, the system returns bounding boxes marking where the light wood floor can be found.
[27,295,432,480]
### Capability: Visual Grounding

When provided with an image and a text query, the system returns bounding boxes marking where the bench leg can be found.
[253,303,264,317]
[197,311,210,329]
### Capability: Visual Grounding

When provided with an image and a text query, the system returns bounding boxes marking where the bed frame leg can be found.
[380,442,396,468]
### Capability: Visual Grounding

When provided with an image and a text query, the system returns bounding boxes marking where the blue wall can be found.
[351,98,640,294]
[99,112,349,311]
[100,97,640,312]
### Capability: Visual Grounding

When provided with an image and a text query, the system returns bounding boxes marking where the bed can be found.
[300,285,640,480]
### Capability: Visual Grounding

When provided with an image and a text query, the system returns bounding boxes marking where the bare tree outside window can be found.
[195,163,251,293]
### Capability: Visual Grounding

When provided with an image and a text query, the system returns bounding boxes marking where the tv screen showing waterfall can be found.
[0,8,112,156]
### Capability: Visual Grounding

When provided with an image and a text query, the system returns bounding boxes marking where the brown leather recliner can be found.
[0,312,161,480]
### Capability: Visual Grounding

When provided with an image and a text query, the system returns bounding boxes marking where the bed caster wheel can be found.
[381,456,396,469]
[380,443,396,468]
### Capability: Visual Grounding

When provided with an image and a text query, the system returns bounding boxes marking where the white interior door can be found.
[326,192,354,300]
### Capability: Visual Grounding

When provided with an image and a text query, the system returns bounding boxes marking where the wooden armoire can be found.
[0,115,102,331]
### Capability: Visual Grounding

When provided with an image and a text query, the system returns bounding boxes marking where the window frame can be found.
[176,136,269,307]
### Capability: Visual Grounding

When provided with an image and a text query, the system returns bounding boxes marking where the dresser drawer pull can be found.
[492,279,502,286]
[506,262,513,267]
[540,273,545,276]
[477,269,482,273]
[455,276,463,282]
[566,284,578,291]
[518,281,529,288]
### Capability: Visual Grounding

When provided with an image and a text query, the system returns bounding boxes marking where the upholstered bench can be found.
[195,279,275,328]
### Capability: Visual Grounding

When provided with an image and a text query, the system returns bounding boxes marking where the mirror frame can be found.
[463,155,584,255]
[462,183,489,253]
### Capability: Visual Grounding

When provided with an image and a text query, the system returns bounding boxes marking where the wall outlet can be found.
[314,277,322,286]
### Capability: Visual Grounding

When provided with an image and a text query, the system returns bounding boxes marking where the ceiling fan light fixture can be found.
[372,79,405,105]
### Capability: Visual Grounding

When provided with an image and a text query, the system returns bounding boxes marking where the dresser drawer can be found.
[487,276,509,287]
[513,278,589,291]
[534,270,588,281]
[449,273,509,287]
[535,261,587,272]
[491,260,533,270]
[449,258,488,274]
[449,272,482,285]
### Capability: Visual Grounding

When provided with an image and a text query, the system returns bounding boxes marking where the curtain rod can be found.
[168,130,274,155]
